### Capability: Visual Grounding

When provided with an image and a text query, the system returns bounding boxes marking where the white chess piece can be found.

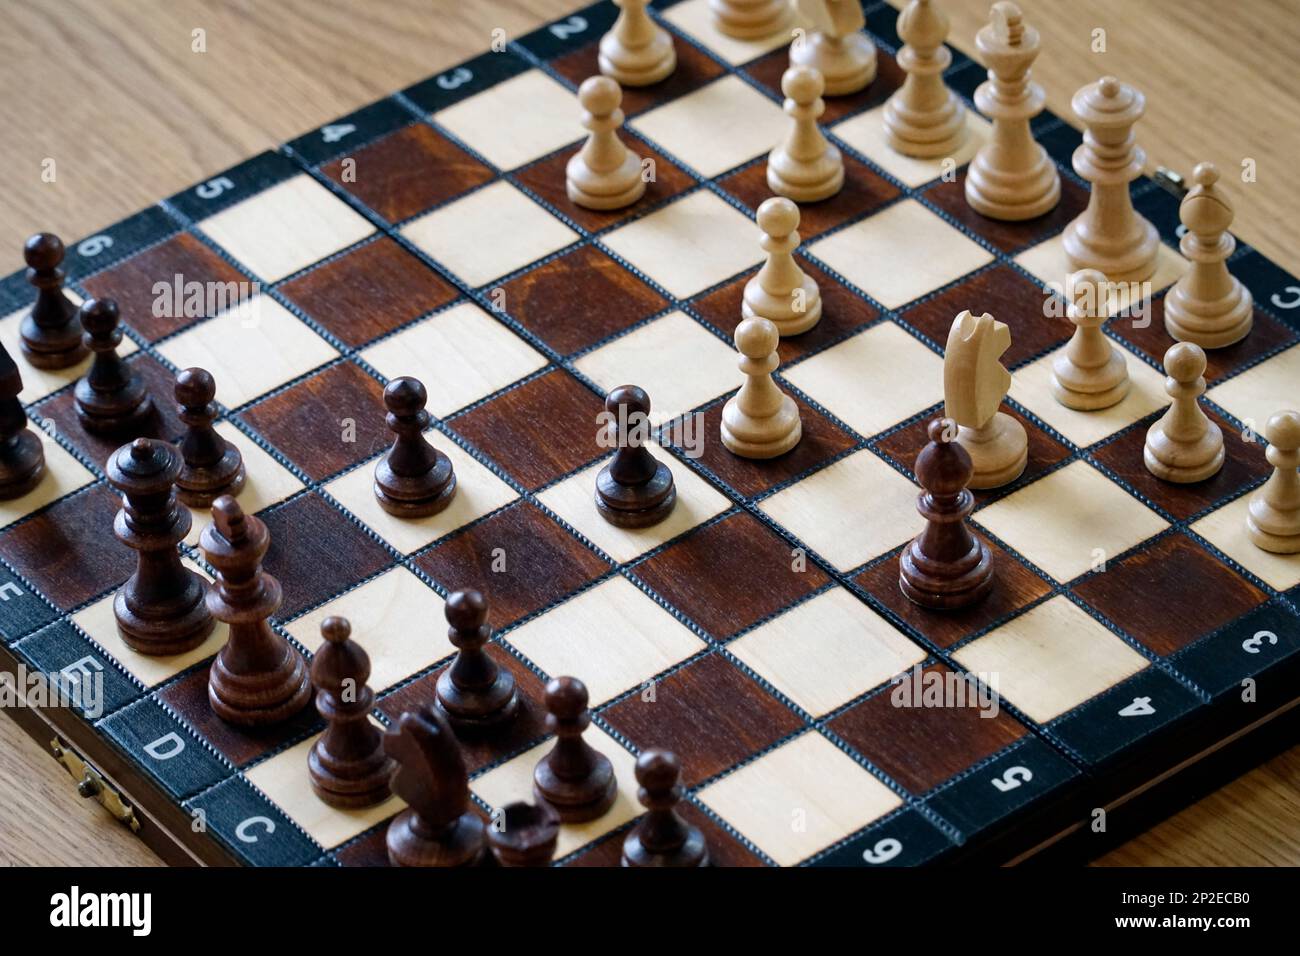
[1247,411,1300,554]
[767,65,843,202]
[721,317,802,458]
[944,310,1028,489]
[789,0,876,95]
[566,76,646,210]
[599,0,676,87]
[1143,342,1224,483]
[1051,269,1129,410]
[743,198,822,336]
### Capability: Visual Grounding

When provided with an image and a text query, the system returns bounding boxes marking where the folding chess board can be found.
[2,0,1299,868]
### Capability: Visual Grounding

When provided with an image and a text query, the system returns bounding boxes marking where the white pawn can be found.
[710,0,792,40]
[789,0,876,96]
[566,76,646,211]
[743,198,822,336]
[1051,269,1129,411]
[1247,411,1300,554]
[721,317,802,459]
[599,0,676,87]
[1143,343,1224,483]
[768,66,844,203]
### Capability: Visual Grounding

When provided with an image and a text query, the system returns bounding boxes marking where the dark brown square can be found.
[377,646,550,773]
[1073,532,1267,657]
[632,512,830,640]
[661,396,855,498]
[690,260,877,365]
[448,369,605,489]
[0,484,131,609]
[854,539,1053,651]
[259,493,392,619]
[321,123,494,222]
[550,39,726,117]
[500,245,668,355]
[829,662,1028,795]
[922,171,1090,255]
[601,653,802,785]
[744,47,905,123]
[80,233,248,342]
[1110,298,1298,385]
[898,264,1070,368]
[240,361,387,481]
[717,154,900,242]
[1090,409,1269,521]
[34,354,186,469]
[413,501,611,627]
[277,237,459,349]
[158,664,320,767]
[567,802,764,866]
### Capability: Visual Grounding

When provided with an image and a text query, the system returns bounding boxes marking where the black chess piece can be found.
[384,704,485,867]
[106,438,213,655]
[486,801,560,867]
[74,298,155,437]
[19,233,88,370]
[373,376,456,517]
[622,750,708,867]
[436,589,519,732]
[0,342,45,500]
[200,495,311,726]
[309,616,395,808]
[174,367,245,508]
[533,676,617,823]
[899,418,994,610]
[595,384,675,528]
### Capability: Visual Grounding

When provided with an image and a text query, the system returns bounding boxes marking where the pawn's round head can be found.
[175,367,216,408]
[445,589,487,631]
[1265,410,1300,451]
[606,383,650,418]
[1066,269,1107,315]
[1164,342,1206,382]
[578,75,622,116]
[212,494,247,542]
[129,437,155,463]
[635,749,680,791]
[384,376,427,415]
[24,232,65,270]
[1193,162,1219,189]
[782,65,824,104]
[320,615,351,644]
[79,298,120,336]
[756,196,800,239]
[544,675,588,718]
[1098,75,1121,99]
[735,316,779,360]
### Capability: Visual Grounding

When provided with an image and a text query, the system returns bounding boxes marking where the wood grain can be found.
[0,0,1296,866]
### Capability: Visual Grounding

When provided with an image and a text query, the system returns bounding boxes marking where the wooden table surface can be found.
[1,0,1296,867]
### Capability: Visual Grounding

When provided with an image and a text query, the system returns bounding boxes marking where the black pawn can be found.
[622,750,708,867]
[533,676,617,823]
[373,376,456,517]
[899,419,994,610]
[436,589,518,731]
[174,367,245,508]
[595,384,675,528]
[19,233,88,370]
[486,801,560,867]
[74,298,154,437]
[0,343,45,500]
[309,616,395,809]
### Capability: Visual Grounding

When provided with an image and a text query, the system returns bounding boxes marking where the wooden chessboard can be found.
[2,0,1299,867]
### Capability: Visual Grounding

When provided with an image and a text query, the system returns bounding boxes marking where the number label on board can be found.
[861,837,902,864]
[1241,630,1279,654]
[320,123,356,144]
[549,15,588,39]
[436,67,473,90]
[75,235,114,258]
[1271,286,1300,310]
[991,766,1033,792]
[195,176,236,200]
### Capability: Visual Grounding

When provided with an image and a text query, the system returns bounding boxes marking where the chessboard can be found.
[2,0,1299,868]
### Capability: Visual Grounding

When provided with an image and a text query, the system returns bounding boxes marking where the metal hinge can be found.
[1154,166,1189,198]
[49,737,141,833]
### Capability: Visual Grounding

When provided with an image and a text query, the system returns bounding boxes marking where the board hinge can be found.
[48,736,141,833]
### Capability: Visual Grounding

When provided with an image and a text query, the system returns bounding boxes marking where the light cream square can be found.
[323,443,517,556]
[536,453,730,564]
[953,595,1150,724]
[197,175,374,282]
[1206,344,1300,436]
[0,433,95,531]
[156,295,338,408]
[360,302,548,417]
[1010,344,1168,448]
[1192,494,1300,591]
[598,190,762,299]
[472,725,640,858]
[630,75,787,177]
[832,106,990,187]
[400,180,577,287]
[285,566,448,691]
[1013,235,1188,305]
[782,320,944,438]
[730,587,926,716]
[505,576,705,705]
[433,69,579,170]
[697,731,902,866]
[246,732,403,848]
[758,448,919,573]
[572,310,737,424]
[807,199,993,309]
[183,422,305,546]
[0,294,140,405]
[974,460,1168,583]
[662,0,807,66]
